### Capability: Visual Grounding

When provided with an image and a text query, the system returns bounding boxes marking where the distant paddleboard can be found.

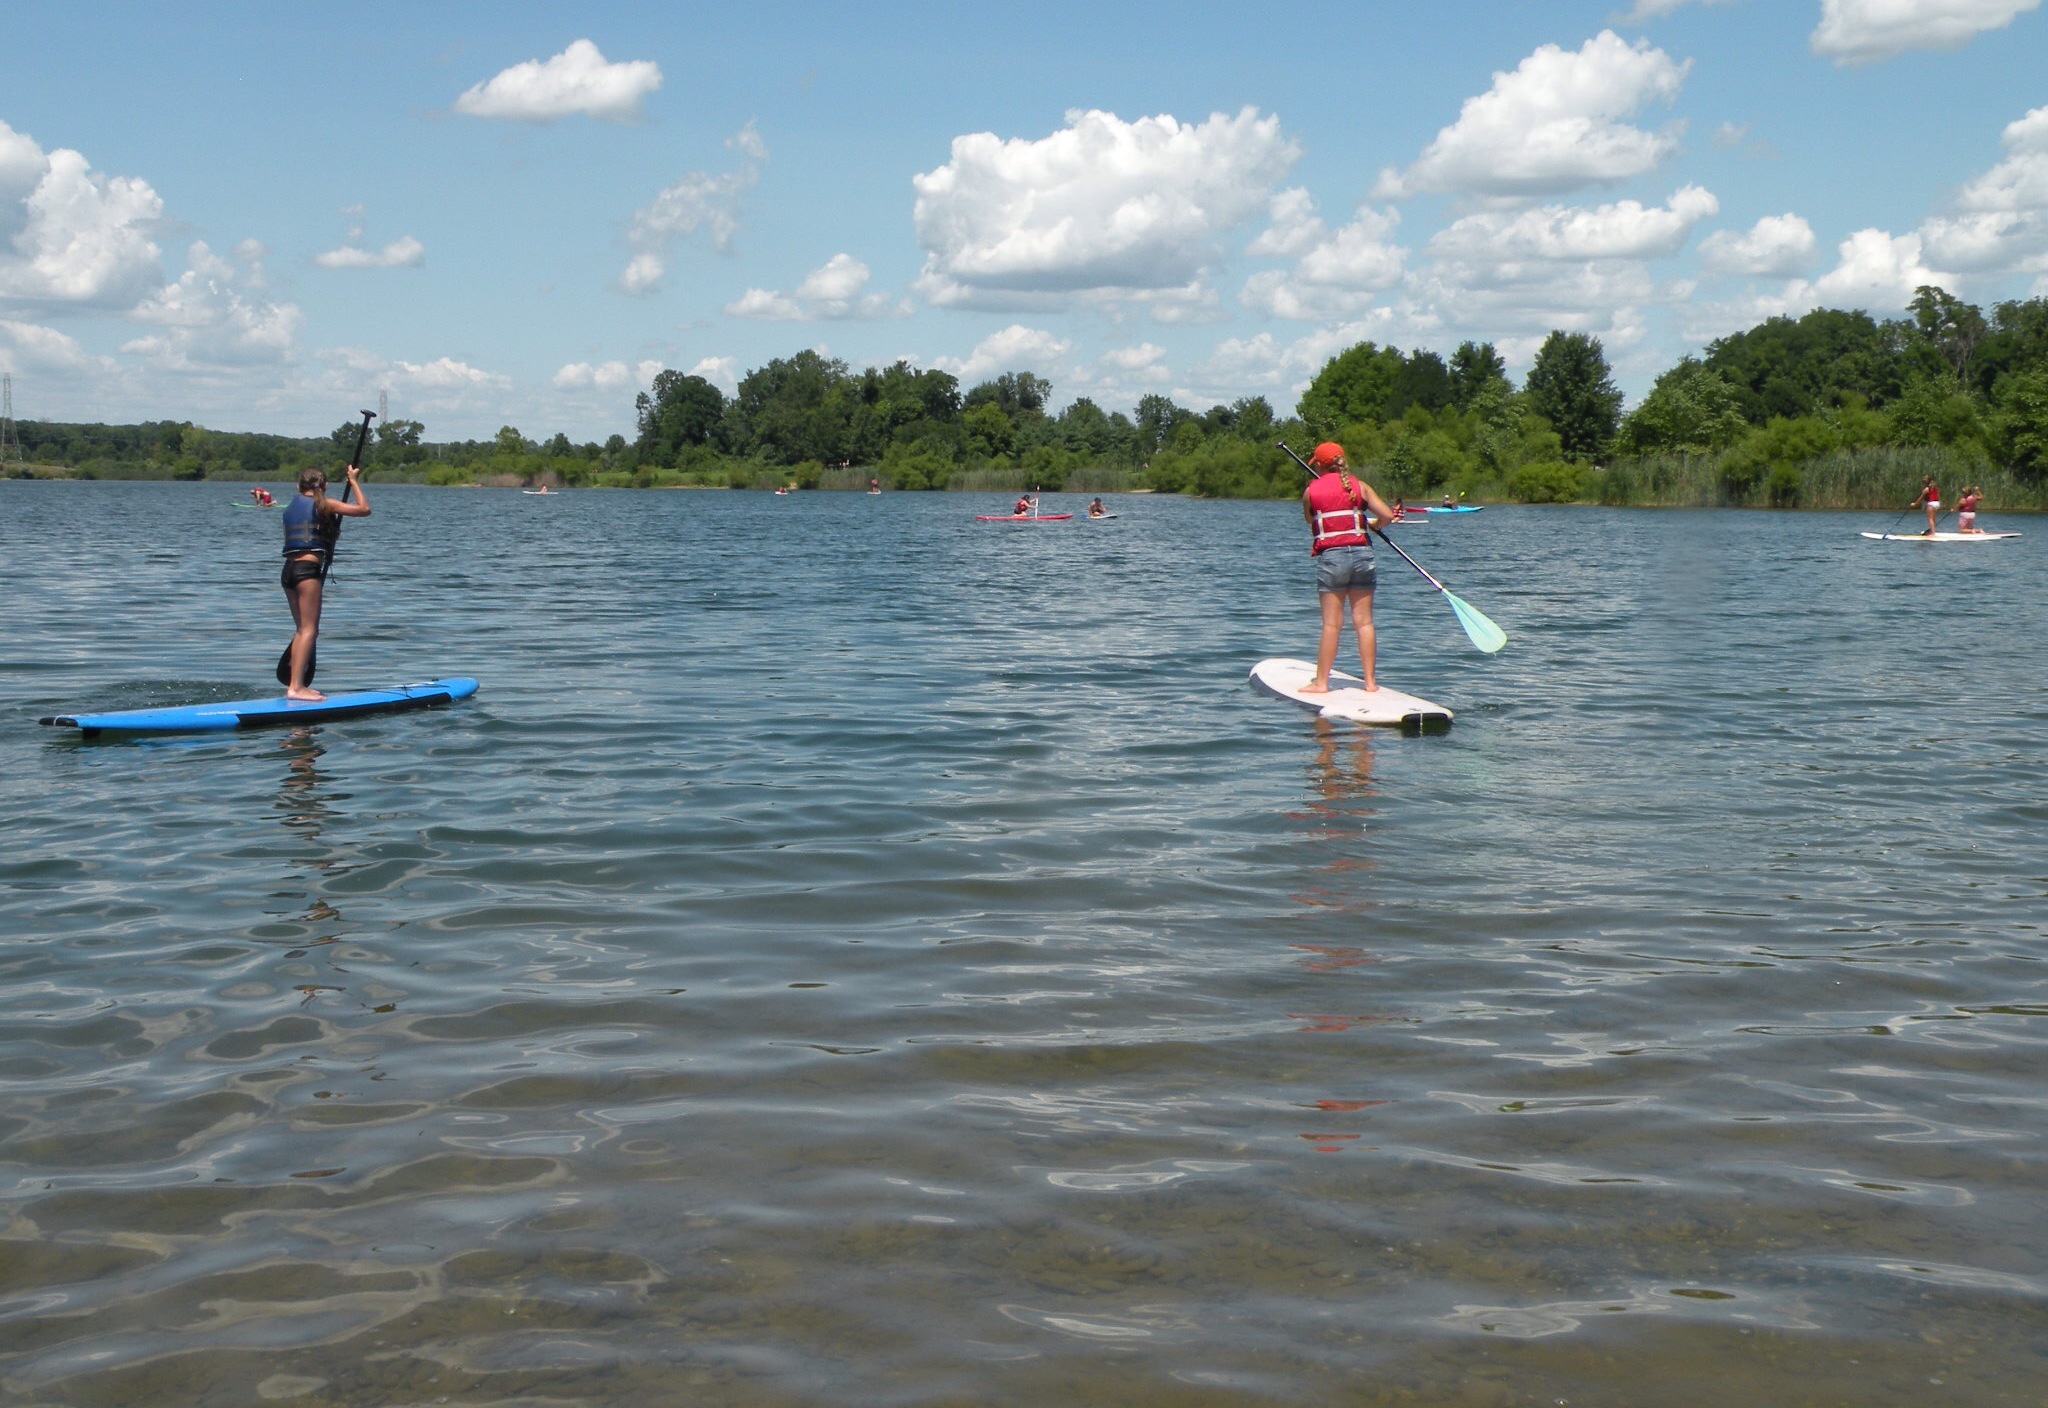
[1085,513,1119,520]
[976,513,1072,522]
[522,489,559,496]
[1250,657,1451,732]
[41,678,479,736]
[1860,531,2020,542]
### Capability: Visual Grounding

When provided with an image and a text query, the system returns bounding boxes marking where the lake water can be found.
[3,480,2044,1406]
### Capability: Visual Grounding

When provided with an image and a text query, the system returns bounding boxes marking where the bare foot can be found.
[285,687,326,702]
[1300,680,1330,694]
[1361,681,1379,692]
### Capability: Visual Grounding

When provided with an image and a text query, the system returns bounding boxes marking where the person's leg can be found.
[285,573,325,700]
[1304,591,1345,691]
[1348,589,1377,690]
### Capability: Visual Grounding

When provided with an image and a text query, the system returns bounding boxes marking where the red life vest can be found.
[1305,472,1370,554]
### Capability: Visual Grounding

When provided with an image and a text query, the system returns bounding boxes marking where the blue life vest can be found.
[281,494,328,557]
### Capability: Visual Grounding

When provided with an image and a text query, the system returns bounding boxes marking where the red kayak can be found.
[976,513,1072,521]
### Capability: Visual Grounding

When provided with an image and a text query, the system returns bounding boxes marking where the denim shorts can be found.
[1314,543,1376,593]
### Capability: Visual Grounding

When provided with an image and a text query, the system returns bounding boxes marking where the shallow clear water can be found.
[3,481,2044,1406]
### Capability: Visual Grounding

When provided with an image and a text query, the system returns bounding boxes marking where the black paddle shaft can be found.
[277,409,376,686]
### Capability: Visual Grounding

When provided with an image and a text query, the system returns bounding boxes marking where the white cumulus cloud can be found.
[931,324,1073,383]
[1432,186,1718,262]
[0,317,115,375]
[620,124,765,295]
[123,241,303,370]
[551,359,645,390]
[727,253,909,321]
[912,106,1299,308]
[0,120,163,309]
[1917,104,2048,272]
[689,356,738,393]
[315,236,424,270]
[1699,213,1818,275]
[1808,228,1952,305]
[1377,31,1690,198]
[453,39,662,122]
[1956,104,2048,212]
[1099,341,1168,373]
[1242,204,1408,321]
[1812,0,2041,64]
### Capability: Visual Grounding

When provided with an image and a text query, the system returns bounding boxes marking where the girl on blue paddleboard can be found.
[1300,441,1397,694]
[280,464,371,701]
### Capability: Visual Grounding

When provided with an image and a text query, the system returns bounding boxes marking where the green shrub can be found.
[1506,460,1586,503]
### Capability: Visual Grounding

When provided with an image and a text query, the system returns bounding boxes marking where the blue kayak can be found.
[1417,504,1483,513]
[41,678,479,735]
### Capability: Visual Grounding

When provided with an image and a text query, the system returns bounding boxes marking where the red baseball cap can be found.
[1308,442,1346,468]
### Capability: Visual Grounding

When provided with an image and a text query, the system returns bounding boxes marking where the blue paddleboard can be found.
[41,678,479,735]
[1418,504,1482,513]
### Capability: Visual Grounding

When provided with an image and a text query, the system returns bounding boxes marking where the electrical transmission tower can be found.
[0,374,24,476]
[379,389,389,426]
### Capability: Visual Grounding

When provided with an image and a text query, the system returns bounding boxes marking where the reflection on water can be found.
[2,482,2045,1405]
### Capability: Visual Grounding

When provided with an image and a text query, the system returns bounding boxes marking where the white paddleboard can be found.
[1860,531,2020,542]
[1249,657,1451,732]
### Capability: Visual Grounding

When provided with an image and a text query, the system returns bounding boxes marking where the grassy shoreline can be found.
[10,446,2043,513]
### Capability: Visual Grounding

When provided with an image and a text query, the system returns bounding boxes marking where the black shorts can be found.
[281,555,326,589]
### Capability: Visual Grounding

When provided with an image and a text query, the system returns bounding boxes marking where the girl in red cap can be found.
[1300,441,1396,693]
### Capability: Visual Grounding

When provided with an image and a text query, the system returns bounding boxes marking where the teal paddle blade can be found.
[1446,591,1507,653]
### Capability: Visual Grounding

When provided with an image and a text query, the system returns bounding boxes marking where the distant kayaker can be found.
[1912,476,1940,535]
[1956,484,1983,533]
[1088,497,1106,518]
[280,464,371,702]
[1441,493,1456,508]
[1299,442,1396,695]
[1014,494,1034,517]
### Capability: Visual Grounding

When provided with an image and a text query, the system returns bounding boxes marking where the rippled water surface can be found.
[4,480,2045,1406]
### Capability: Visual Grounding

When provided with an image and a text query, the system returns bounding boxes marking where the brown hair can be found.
[297,466,327,494]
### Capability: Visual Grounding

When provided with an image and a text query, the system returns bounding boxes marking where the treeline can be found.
[5,415,633,486]
[12,284,2048,508]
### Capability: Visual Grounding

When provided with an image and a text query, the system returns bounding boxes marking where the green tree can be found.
[1992,366,2048,477]
[964,371,1052,422]
[1525,331,1623,460]
[1447,341,1509,409]
[1134,393,1191,455]
[636,370,726,466]
[1057,397,1114,457]
[1702,308,1911,421]
[1908,285,1987,388]
[730,350,852,464]
[1387,349,1452,418]
[1297,342,1404,433]
[964,402,1014,458]
[1614,360,1750,455]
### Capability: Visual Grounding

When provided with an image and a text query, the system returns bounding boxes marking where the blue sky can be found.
[3,0,2046,442]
